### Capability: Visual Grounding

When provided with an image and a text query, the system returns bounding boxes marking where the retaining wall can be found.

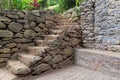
[0,10,56,65]
[81,0,120,49]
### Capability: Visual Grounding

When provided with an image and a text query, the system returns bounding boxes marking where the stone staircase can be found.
[0,15,75,80]
[1,9,120,80]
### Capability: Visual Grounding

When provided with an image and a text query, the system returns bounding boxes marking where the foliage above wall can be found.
[0,0,46,10]
[0,0,84,13]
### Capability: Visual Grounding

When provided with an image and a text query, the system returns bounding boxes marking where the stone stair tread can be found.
[28,46,49,49]
[0,68,20,80]
[45,34,60,40]
[53,25,70,30]
[36,39,55,46]
[106,45,120,52]
[18,53,42,66]
[76,48,120,58]
[28,46,49,56]
[56,26,71,30]
[51,30,63,34]
[7,60,31,75]
[36,39,55,43]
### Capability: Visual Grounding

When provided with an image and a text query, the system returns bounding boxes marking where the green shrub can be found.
[47,0,59,6]
[0,0,85,11]
[59,0,76,12]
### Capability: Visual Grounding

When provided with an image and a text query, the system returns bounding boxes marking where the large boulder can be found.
[52,55,63,64]
[0,30,13,37]
[14,33,23,38]
[64,47,73,57]
[7,14,19,19]
[32,63,51,74]
[24,30,37,38]
[70,38,80,47]
[24,13,36,21]
[0,48,11,54]
[5,43,17,48]
[8,22,23,32]
[43,55,52,62]
[17,12,25,18]
[0,16,11,22]
[0,22,6,29]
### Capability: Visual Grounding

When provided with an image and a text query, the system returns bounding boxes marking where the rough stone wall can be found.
[95,0,120,47]
[81,0,120,49]
[80,0,95,48]
[0,10,82,74]
[0,10,56,65]
[31,18,82,75]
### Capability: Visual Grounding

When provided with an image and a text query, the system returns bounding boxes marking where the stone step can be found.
[6,61,31,75]
[36,39,55,46]
[55,25,72,30]
[58,23,73,25]
[106,45,120,52]
[53,25,71,29]
[52,26,64,30]
[58,22,74,25]
[45,35,60,40]
[51,30,63,35]
[0,68,21,80]
[18,53,42,66]
[57,19,69,22]
[75,48,120,78]
[58,19,70,21]
[28,47,49,56]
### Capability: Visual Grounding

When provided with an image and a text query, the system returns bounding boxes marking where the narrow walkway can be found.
[24,65,119,80]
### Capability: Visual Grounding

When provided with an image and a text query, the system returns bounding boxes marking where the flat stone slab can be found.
[18,53,42,66]
[28,47,49,56]
[51,30,63,35]
[23,65,119,80]
[75,48,120,78]
[76,48,120,58]
[36,39,55,46]
[7,61,31,75]
[45,35,60,40]
[106,45,120,52]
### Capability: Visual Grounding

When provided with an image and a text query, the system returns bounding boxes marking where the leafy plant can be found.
[30,0,40,9]
[12,0,42,10]
[12,0,22,9]
[47,0,58,6]
[40,0,47,8]
[76,0,84,6]
[59,0,76,13]
[0,0,85,12]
